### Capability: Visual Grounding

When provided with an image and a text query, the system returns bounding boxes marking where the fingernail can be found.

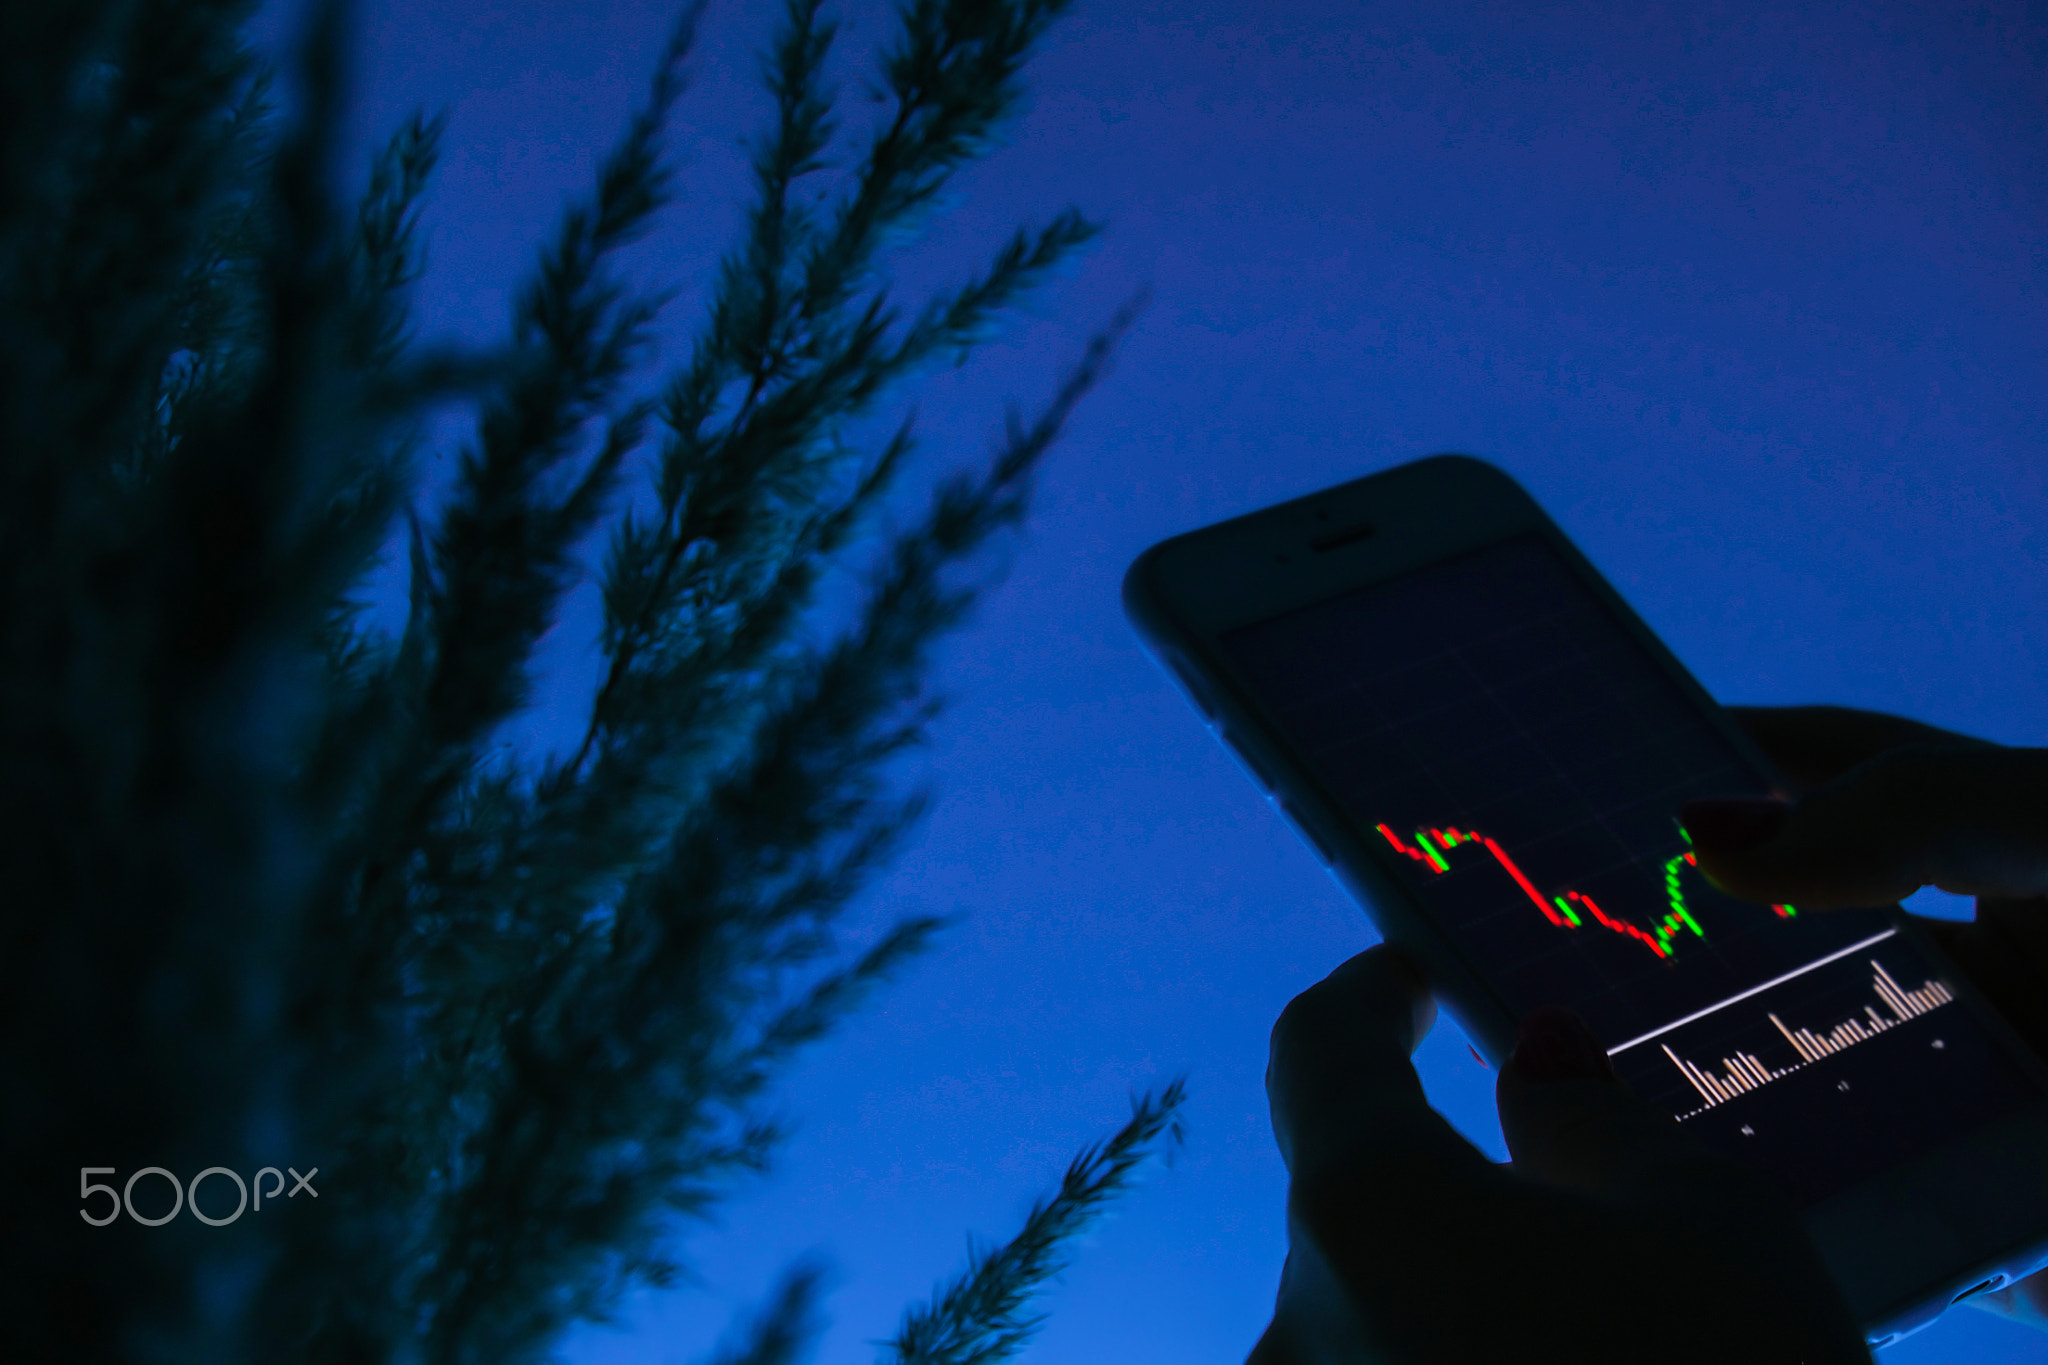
[1680,797,1789,855]
[1513,1006,1615,1083]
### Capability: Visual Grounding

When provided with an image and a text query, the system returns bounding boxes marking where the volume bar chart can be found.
[1663,960,1957,1119]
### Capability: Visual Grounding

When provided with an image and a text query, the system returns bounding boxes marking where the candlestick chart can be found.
[1373,819,1797,961]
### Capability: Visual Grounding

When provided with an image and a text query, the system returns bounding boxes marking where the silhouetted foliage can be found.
[0,0,1178,1361]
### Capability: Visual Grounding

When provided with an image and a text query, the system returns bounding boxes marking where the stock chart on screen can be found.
[1216,532,2039,1206]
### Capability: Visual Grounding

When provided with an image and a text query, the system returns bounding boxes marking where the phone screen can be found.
[1214,530,2042,1209]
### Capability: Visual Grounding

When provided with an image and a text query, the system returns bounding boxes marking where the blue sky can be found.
[246,0,2048,1359]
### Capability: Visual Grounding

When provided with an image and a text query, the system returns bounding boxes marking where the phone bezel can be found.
[1120,451,2048,1347]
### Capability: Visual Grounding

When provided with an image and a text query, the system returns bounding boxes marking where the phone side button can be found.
[1166,654,1219,718]
[1279,799,1336,866]
[1221,730,1276,790]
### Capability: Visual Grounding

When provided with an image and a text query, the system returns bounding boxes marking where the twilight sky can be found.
[245,0,2048,1360]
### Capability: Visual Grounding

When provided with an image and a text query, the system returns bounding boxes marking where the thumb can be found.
[1496,1007,1755,1204]
[1683,743,2048,912]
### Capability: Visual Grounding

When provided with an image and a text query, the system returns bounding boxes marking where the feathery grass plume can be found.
[0,0,1186,1361]
[702,1256,835,1365]
[883,1078,1191,1365]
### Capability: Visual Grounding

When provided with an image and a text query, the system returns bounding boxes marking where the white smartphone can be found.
[1122,453,2048,1350]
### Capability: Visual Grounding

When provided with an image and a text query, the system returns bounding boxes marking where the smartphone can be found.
[1122,453,2048,1350]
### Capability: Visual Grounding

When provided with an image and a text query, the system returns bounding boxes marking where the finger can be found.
[1495,1006,1761,1206]
[1264,943,1535,1356]
[1246,1247,1369,1365]
[1688,743,2048,911]
[1265,942,1483,1190]
[1244,1306,1296,1365]
[1725,704,1998,797]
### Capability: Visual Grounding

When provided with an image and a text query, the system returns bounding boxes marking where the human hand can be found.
[1685,704,2048,1331]
[1246,943,1873,1364]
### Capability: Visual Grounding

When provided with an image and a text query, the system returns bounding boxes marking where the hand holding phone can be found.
[1248,942,1874,1365]
[1700,705,2048,1329]
[1248,706,2048,1362]
[1124,455,2048,1351]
